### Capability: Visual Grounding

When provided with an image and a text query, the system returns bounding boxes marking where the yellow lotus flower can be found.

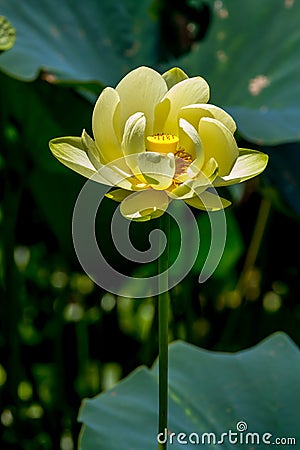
[49,66,268,221]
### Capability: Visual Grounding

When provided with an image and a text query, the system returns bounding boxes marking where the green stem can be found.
[158,214,170,450]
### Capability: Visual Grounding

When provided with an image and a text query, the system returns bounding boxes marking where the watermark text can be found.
[157,421,296,446]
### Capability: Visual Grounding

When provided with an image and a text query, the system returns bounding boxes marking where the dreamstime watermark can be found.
[72,155,227,298]
[157,421,297,446]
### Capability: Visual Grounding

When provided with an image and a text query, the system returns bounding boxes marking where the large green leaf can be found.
[173,0,300,144]
[79,332,300,449]
[1,0,300,145]
[0,0,158,85]
[263,142,300,217]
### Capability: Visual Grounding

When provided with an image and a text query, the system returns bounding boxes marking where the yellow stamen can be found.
[146,133,179,153]
[174,149,193,162]
[174,149,193,179]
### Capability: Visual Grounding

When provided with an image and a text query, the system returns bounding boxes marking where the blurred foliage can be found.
[0,0,300,449]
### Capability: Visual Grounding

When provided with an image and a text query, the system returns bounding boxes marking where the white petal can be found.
[163,77,210,135]
[199,117,239,177]
[137,152,175,190]
[185,191,231,211]
[162,67,188,89]
[120,189,169,221]
[116,66,168,137]
[177,118,204,181]
[92,87,123,163]
[50,136,144,190]
[49,136,98,179]
[121,112,146,180]
[169,158,218,199]
[81,129,102,170]
[106,188,132,202]
[214,149,269,186]
[179,104,236,134]
[153,98,170,134]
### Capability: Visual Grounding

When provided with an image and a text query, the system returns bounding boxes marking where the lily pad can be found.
[263,142,300,217]
[175,0,300,144]
[79,332,300,449]
[1,0,300,144]
[0,0,158,85]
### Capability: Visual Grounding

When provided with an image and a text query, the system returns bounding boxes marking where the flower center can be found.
[146,133,179,153]
[174,149,193,179]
